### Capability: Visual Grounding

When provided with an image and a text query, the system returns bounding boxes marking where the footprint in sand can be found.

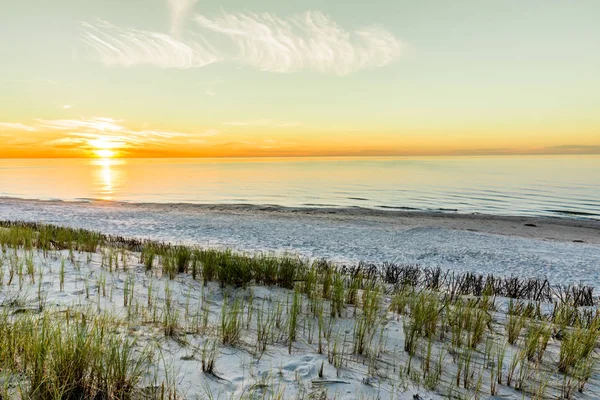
[282,355,319,380]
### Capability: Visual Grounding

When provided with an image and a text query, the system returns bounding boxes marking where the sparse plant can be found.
[201,340,218,374]
[59,258,65,292]
[288,290,302,354]
[221,296,243,345]
[163,282,180,336]
[507,305,527,345]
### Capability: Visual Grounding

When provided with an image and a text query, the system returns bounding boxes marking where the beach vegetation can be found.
[1,220,599,399]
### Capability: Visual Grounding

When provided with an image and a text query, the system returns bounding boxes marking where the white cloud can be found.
[37,117,125,132]
[35,117,217,149]
[81,20,220,69]
[45,137,86,146]
[81,7,402,75]
[168,0,198,36]
[0,122,37,132]
[1,117,219,154]
[195,11,402,75]
[135,129,186,138]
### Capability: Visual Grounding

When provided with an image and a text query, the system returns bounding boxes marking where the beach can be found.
[1,211,599,398]
[2,197,600,287]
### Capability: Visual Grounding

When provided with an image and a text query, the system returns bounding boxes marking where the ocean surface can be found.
[1,156,599,219]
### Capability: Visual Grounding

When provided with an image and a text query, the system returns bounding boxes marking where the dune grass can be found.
[0,309,148,399]
[0,220,599,399]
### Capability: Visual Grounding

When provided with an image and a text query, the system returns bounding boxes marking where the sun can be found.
[89,137,119,158]
[94,149,116,158]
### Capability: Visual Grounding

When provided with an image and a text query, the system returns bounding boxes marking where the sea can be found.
[1,156,598,219]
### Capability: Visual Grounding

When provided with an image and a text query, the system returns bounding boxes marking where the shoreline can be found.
[2,196,600,245]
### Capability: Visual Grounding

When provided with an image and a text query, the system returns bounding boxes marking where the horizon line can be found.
[1,152,600,160]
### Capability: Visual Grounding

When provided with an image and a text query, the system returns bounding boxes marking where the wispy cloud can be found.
[37,117,125,132]
[1,117,218,155]
[38,117,191,148]
[0,122,37,132]
[82,7,402,75]
[167,0,198,36]
[223,119,302,127]
[81,20,220,69]
[196,11,402,75]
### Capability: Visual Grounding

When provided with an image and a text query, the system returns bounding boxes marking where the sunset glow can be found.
[94,149,116,158]
[0,1,598,158]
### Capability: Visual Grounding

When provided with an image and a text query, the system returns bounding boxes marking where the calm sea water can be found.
[0,156,599,219]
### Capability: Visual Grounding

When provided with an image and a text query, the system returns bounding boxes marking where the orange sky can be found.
[2,124,598,158]
[1,0,599,158]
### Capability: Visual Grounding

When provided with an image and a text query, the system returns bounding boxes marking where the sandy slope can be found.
[0,247,446,399]
[3,246,598,399]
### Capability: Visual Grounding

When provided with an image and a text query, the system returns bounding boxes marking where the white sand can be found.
[2,198,600,287]
[2,246,598,399]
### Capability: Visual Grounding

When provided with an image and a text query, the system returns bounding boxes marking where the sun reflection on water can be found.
[91,158,124,200]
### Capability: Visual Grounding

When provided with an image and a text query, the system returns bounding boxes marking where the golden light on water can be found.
[99,159,113,200]
[90,157,124,200]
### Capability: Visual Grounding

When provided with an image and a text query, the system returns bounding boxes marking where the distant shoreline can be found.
[2,196,599,245]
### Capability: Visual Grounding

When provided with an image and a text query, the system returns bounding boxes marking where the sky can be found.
[0,0,599,158]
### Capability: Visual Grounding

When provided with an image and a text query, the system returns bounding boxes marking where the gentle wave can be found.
[0,156,599,220]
